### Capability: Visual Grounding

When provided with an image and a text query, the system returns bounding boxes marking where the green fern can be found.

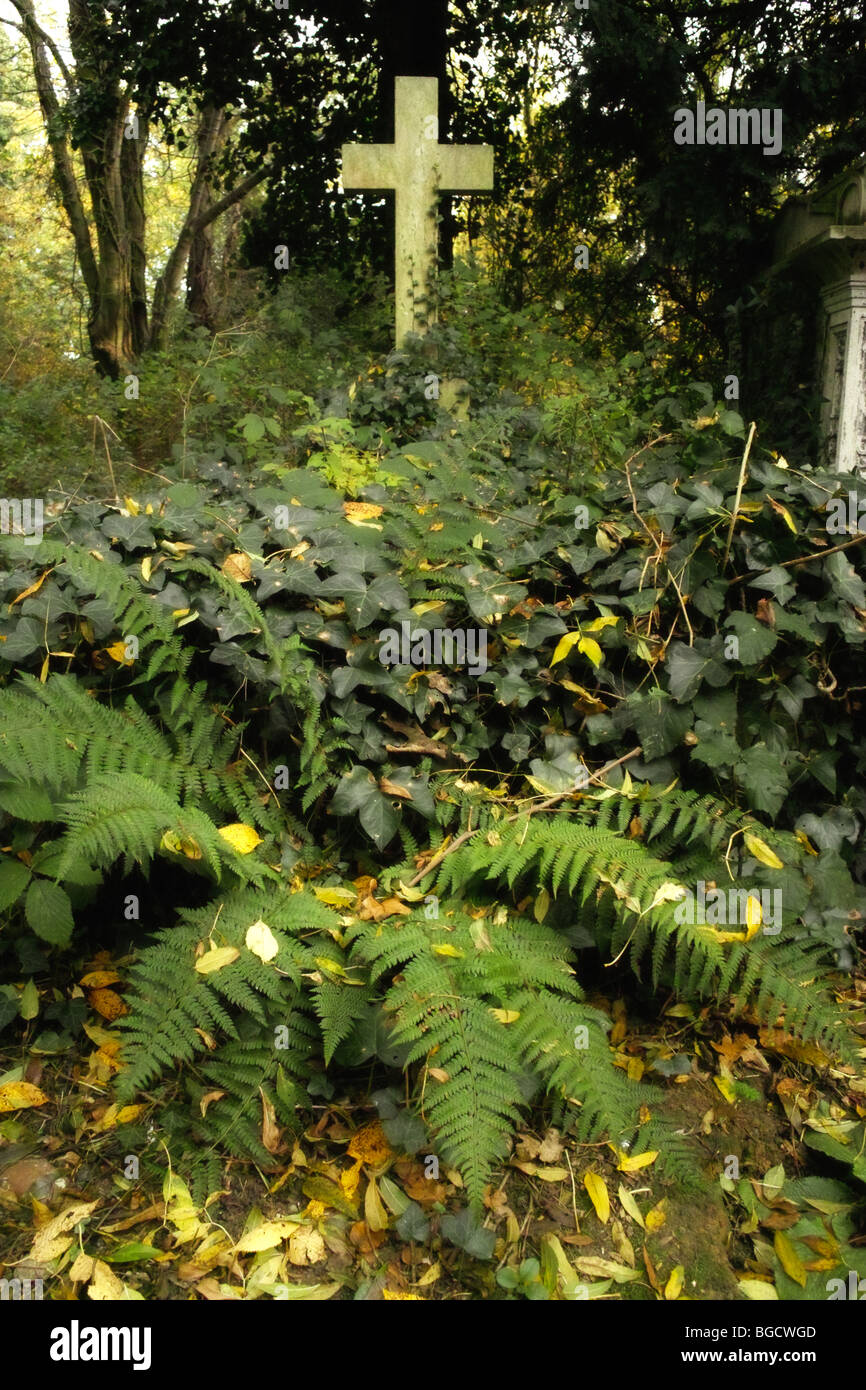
[349,906,637,1207]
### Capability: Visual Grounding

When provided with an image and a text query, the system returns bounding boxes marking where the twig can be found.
[727,531,866,585]
[722,421,757,569]
[407,746,643,888]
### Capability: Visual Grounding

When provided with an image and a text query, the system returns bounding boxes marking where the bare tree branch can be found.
[5,0,73,88]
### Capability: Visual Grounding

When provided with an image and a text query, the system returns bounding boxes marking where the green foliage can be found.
[1,274,864,1213]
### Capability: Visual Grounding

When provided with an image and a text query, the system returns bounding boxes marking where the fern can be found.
[117,886,334,1102]
[429,801,858,1065]
[350,906,637,1207]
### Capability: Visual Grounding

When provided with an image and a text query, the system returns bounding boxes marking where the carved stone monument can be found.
[771,160,866,472]
[341,76,494,348]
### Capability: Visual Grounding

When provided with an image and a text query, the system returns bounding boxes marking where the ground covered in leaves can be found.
[2,947,864,1302]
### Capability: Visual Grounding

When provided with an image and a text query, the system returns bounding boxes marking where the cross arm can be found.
[341,143,399,192]
[434,144,494,194]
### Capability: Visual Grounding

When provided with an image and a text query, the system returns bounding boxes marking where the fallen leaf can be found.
[664,1264,685,1300]
[583,1171,610,1224]
[194,946,241,975]
[218,823,262,855]
[221,552,252,583]
[87,987,128,1020]
[88,1259,143,1300]
[0,1081,49,1113]
[738,1278,779,1300]
[618,1184,645,1229]
[288,1226,326,1266]
[645,1198,668,1233]
[774,1230,807,1287]
[245,919,279,962]
[261,1089,283,1155]
[234,1219,303,1253]
[30,1200,98,1262]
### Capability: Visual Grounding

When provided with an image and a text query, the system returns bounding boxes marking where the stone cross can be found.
[341,76,494,347]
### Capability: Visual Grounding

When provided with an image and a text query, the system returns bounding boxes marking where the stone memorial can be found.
[770,160,866,473]
[341,76,494,348]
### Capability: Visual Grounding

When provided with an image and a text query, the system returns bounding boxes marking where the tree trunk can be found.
[185,107,231,333]
[370,0,454,266]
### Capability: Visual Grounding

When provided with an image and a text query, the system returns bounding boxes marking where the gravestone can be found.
[341,76,494,348]
[770,160,866,472]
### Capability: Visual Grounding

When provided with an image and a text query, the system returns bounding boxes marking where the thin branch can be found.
[407,746,643,888]
[5,0,73,88]
[728,531,866,586]
[190,162,272,236]
[722,420,757,569]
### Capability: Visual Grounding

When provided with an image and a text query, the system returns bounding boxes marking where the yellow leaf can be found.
[0,1081,49,1113]
[288,1226,326,1267]
[382,1289,424,1299]
[79,970,122,988]
[123,496,140,516]
[645,1198,668,1233]
[411,601,446,616]
[536,1166,569,1182]
[342,502,384,522]
[794,829,818,856]
[9,568,53,607]
[140,555,152,582]
[431,944,464,958]
[738,1278,779,1301]
[664,1265,685,1300]
[115,1105,144,1125]
[365,1177,390,1232]
[234,1219,302,1253]
[744,895,762,942]
[104,640,135,666]
[313,885,357,907]
[346,1120,392,1167]
[88,1259,143,1301]
[578,636,603,668]
[617,1150,658,1173]
[160,829,202,859]
[490,1008,520,1024]
[534,887,551,922]
[581,615,619,634]
[618,1184,645,1229]
[550,631,582,666]
[221,552,252,583]
[744,833,784,869]
[714,1076,737,1104]
[30,1200,98,1262]
[194,946,241,975]
[573,1256,639,1283]
[774,1230,807,1287]
[218,823,262,855]
[245,919,279,962]
[583,1171,610,1224]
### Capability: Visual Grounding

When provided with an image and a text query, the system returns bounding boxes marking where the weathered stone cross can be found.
[341,76,494,347]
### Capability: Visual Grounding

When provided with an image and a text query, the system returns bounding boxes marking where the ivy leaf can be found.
[725,613,778,663]
[440,1208,496,1259]
[25,879,74,947]
[0,858,31,911]
[331,767,399,849]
